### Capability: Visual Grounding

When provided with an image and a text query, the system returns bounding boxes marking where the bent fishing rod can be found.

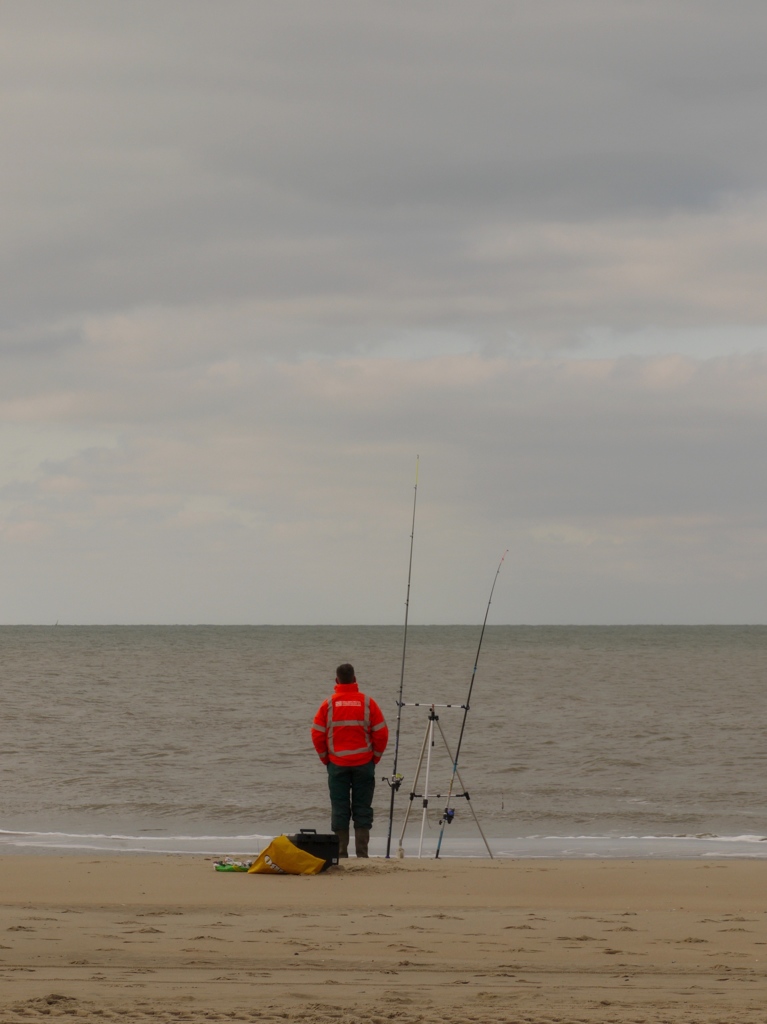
[384,456,419,859]
[434,548,507,859]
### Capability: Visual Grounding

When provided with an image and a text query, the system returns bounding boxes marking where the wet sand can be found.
[0,856,766,1022]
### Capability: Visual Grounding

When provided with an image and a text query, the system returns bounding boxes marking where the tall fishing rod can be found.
[434,549,507,859]
[384,456,419,859]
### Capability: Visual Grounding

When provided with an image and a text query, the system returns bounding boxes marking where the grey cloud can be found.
[0,326,82,359]
[6,350,767,520]
[3,0,767,340]
[3,349,767,622]
[3,2,767,623]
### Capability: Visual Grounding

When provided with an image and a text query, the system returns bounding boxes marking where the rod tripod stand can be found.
[396,703,493,859]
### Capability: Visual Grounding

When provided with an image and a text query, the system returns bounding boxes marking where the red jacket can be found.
[312,682,389,767]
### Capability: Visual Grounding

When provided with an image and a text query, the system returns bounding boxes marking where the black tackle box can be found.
[286,829,339,870]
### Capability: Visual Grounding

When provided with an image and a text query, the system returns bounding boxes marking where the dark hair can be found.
[336,663,356,684]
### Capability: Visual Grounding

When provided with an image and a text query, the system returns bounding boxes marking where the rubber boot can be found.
[334,829,349,858]
[354,827,370,858]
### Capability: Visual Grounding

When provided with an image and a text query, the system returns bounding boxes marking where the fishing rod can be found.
[434,549,507,859]
[384,456,419,859]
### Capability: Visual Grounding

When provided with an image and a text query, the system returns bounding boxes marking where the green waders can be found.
[326,759,376,836]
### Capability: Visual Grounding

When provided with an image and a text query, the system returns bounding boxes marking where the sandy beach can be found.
[0,856,765,1022]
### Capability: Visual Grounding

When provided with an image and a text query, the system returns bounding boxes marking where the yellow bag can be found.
[248,835,326,875]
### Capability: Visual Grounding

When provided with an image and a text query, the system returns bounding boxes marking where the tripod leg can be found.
[450,761,494,859]
[418,715,435,859]
[398,717,431,856]
[434,718,494,859]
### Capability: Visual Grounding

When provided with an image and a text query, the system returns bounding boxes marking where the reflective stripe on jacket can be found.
[311,682,389,767]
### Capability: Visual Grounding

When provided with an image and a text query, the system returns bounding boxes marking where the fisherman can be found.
[311,663,389,858]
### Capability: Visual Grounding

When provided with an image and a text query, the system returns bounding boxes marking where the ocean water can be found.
[1,625,766,858]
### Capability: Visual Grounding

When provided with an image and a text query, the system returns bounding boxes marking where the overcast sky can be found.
[2,0,767,624]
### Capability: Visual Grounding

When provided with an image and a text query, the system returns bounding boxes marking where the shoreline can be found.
[3,830,767,859]
[1,856,765,1022]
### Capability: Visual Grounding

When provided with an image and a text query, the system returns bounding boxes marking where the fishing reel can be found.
[382,772,404,791]
[439,807,456,826]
